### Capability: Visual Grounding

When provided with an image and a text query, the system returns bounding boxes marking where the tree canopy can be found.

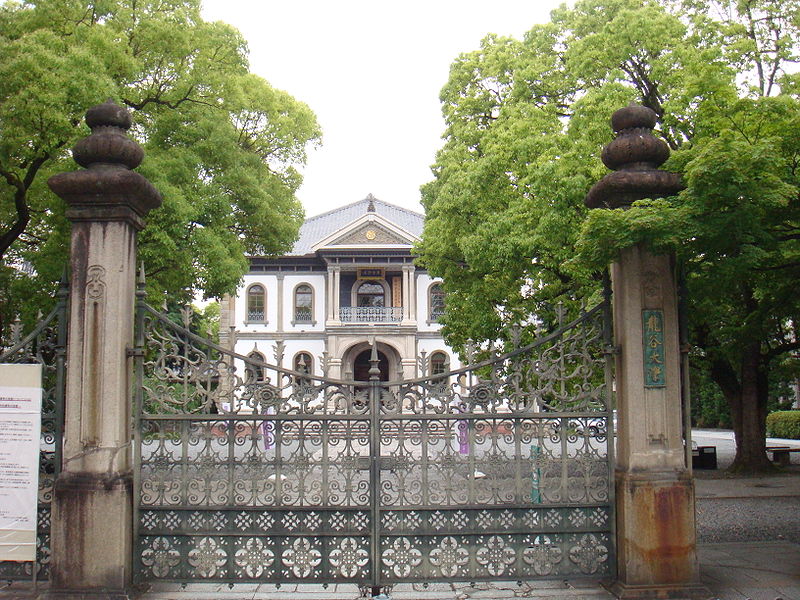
[0,0,320,324]
[418,0,800,471]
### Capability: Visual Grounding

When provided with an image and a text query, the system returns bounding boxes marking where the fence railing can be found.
[340,306,402,322]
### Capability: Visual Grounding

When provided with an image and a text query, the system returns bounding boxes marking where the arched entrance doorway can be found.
[352,349,389,381]
[342,340,401,382]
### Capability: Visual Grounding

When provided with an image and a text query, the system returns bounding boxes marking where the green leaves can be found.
[0,0,320,319]
[420,0,800,364]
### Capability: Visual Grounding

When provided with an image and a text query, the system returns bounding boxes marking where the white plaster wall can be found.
[282,274,326,332]
[416,273,443,332]
[235,274,278,332]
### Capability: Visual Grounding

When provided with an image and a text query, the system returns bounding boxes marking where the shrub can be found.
[766,411,800,439]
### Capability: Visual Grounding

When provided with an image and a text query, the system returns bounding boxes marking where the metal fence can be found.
[0,282,67,581]
[133,292,614,592]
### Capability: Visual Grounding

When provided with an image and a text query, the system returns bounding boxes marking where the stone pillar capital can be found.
[48,100,161,230]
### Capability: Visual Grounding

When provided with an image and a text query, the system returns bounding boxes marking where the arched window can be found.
[356,281,385,307]
[247,284,266,323]
[246,351,266,383]
[429,283,445,322]
[293,352,313,387]
[430,351,448,376]
[294,284,313,323]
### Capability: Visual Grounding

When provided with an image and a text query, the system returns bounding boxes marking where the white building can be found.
[220,194,458,382]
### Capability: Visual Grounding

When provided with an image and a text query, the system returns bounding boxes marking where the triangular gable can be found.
[311,212,418,251]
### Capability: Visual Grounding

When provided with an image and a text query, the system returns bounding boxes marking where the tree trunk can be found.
[719,341,774,472]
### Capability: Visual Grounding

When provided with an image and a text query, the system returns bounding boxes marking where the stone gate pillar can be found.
[585,105,707,599]
[45,100,161,598]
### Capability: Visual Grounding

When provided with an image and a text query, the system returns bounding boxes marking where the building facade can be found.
[220,194,458,382]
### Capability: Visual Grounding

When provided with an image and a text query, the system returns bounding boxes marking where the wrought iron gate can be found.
[133,298,614,588]
[0,282,68,581]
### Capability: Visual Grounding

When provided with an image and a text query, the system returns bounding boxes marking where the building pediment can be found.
[312,212,418,252]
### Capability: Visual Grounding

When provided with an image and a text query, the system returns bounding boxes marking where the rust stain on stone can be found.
[636,485,694,583]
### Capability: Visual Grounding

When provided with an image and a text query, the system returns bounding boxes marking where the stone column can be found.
[216,295,237,409]
[332,265,341,323]
[408,264,417,322]
[46,101,161,599]
[401,265,414,325]
[276,273,285,332]
[326,265,335,322]
[585,105,707,599]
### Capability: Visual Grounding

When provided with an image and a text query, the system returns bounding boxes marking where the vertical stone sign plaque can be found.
[642,309,666,387]
[0,363,42,561]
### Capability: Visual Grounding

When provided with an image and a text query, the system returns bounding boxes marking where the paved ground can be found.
[2,430,798,599]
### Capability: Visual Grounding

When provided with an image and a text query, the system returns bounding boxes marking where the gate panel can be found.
[134,304,375,583]
[134,300,613,586]
[376,304,613,583]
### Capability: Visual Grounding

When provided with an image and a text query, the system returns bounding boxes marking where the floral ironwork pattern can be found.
[134,297,613,584]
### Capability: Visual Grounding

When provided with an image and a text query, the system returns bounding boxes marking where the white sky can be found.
[200,1,567,218]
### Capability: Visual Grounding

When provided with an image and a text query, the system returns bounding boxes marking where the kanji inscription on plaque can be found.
[643,310,666,387]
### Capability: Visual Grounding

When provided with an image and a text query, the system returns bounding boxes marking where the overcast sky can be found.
[200,1,568,217]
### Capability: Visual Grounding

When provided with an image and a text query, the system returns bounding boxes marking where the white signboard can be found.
[0,364,42,562]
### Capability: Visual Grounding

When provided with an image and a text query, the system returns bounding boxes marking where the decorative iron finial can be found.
[585,104,684,209]
[368,342,381,381]
[48,99,161,226]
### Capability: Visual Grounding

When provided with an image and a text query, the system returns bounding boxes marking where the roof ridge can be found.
[304,196,423,223]
[371,197,424,218]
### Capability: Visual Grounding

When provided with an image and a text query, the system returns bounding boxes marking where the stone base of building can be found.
[47,471,133,599]
[607,580,712,599]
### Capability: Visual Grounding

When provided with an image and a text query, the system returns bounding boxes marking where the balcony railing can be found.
[339,306,403,323]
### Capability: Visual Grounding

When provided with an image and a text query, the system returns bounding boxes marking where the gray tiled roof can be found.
[290,194,424,255]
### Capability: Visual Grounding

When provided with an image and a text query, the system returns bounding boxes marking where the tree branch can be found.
[0,151,54,259]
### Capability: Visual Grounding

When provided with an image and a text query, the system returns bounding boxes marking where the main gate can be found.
[133,297,614,589]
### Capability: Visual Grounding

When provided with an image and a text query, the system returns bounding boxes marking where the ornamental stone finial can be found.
[48,99,161,228]
[585,104,684,209]
[73,98,143,170]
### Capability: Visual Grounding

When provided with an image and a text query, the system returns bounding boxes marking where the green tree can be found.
[0,0,320,330]
[418,0,800,471]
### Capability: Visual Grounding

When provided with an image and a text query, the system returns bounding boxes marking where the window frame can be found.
[428,282,445,323]
[292,351,314,387]
[291,283,316,325]
[246,351,266,383]
[350,278,392,308]
[429,351,449,376]
[245,283,267,324]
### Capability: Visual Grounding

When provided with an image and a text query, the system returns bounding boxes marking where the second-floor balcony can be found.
[339,306,403,323]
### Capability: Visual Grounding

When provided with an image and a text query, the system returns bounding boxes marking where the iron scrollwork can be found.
[134,300,613,585]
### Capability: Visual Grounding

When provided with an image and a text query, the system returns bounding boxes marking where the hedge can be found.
[766,411,800,439]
